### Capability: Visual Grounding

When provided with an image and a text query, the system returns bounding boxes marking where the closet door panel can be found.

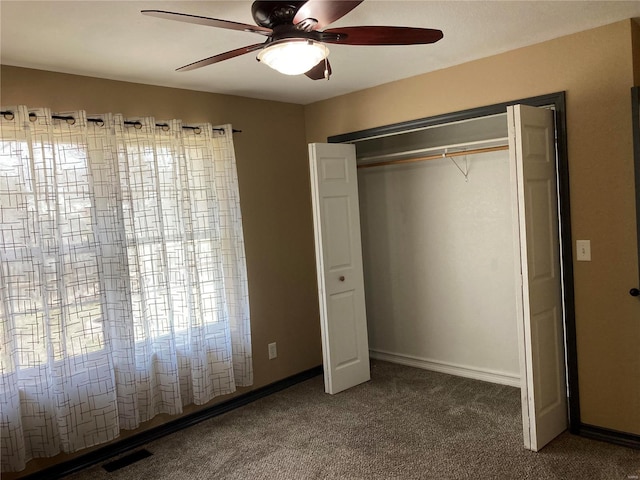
[509,104,567,452]
[309,142,370,395]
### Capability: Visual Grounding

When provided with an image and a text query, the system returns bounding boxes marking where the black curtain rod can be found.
[0,111,241,134]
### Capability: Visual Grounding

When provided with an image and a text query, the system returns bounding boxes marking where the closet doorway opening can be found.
[324,92,577,451]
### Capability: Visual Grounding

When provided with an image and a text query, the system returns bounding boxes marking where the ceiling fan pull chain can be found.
[324,56,330,81]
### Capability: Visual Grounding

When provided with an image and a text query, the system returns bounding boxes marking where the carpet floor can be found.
[67,361,640,479]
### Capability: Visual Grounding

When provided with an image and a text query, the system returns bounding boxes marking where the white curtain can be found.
[0,106,252,472]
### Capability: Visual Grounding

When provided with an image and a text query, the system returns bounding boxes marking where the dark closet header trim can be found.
[328,92,565,144]
[0,110,241,134]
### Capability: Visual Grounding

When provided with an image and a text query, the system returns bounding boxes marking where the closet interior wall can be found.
[355,114,522,386]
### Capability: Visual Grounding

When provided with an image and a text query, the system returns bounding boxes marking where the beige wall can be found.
[305,19,640,435]
[0,65,323,477]
[633,19,640,85]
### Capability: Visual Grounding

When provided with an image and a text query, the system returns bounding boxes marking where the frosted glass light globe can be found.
[257,40,329,76]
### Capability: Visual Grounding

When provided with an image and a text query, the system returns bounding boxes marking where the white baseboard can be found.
[369,349,521,388]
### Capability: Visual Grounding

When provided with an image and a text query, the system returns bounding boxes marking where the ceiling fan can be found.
[141,0,443,80]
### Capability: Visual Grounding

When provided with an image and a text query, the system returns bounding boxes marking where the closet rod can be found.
[357,144,509,169]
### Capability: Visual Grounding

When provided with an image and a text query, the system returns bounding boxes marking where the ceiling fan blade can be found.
[177,44,265,72]
[305,59,332,80]
[293,0,363,31]
[322,26,443,45]
[141,10,272,36]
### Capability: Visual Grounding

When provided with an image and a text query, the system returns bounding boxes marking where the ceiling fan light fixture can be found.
[257,40,329,75]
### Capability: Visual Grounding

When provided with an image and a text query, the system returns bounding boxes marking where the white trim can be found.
[369,349,521,388]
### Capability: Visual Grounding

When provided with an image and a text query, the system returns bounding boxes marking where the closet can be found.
[309,97,575,452]
[355,113,520,387]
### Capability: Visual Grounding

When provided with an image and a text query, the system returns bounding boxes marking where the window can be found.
[0,107,252,473]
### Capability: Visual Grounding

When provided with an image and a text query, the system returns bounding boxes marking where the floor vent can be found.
[102,449,153,472]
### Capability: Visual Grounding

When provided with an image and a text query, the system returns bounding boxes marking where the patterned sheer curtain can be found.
[0,106,252,472]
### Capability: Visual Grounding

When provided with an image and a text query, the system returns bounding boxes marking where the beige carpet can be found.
[67,361,640,479]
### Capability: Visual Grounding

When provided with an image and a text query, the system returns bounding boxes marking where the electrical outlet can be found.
[268,342,277,360]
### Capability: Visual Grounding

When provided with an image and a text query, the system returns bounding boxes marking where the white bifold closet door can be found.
[508,104,568,451]
[308,143,370,395]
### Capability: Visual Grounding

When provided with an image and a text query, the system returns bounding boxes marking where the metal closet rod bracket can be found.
[443,149,469,182]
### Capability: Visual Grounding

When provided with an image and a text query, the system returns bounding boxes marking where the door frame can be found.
[328,92,581,434]
[632,86,640,297]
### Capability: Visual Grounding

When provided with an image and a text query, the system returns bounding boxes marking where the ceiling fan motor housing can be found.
[251,1,308,28]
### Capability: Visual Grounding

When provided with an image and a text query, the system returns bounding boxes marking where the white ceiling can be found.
[2,1,640,105]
